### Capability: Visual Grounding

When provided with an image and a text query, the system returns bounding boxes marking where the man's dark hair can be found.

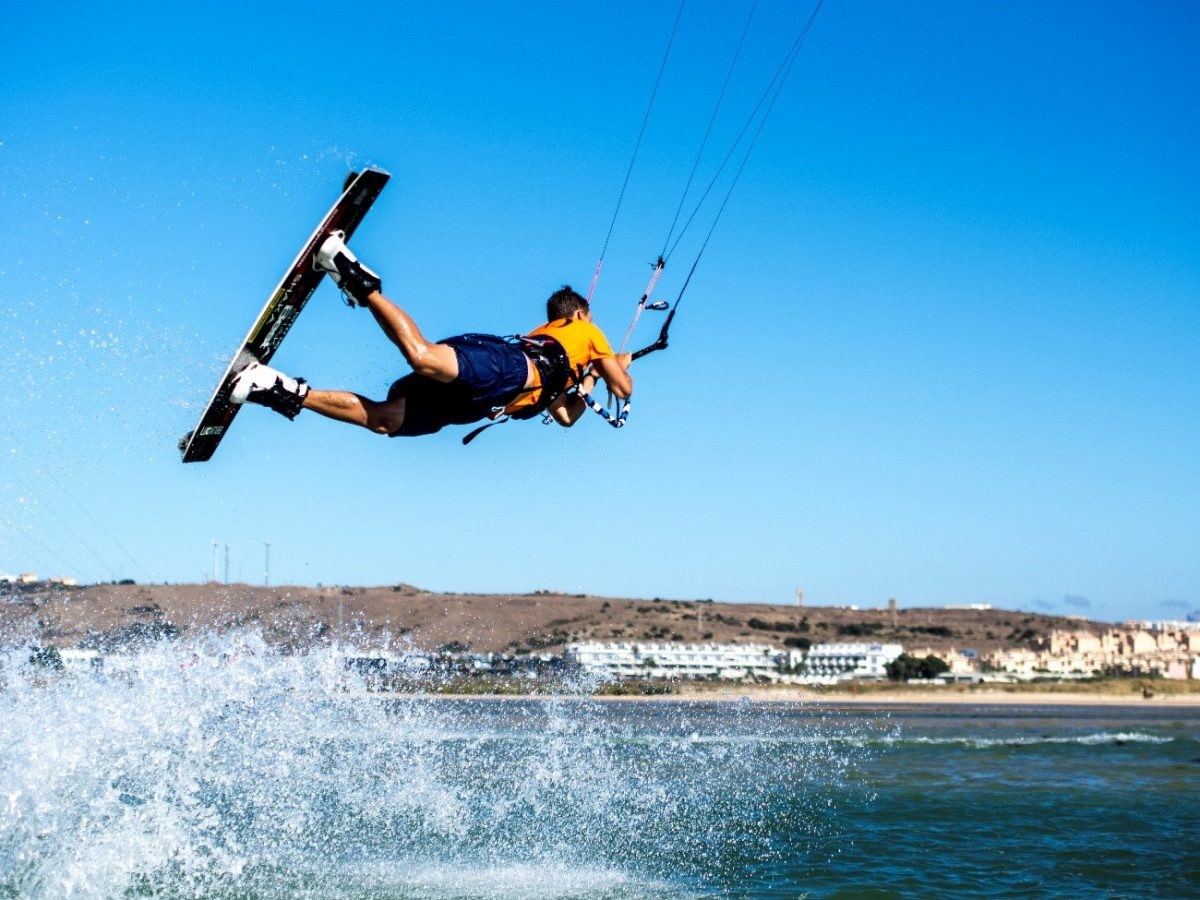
[547,285,589,322]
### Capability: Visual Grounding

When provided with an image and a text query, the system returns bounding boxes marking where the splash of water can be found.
[0,630,872,898]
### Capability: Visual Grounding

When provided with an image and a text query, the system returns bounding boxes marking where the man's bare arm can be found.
[548,394,586,427]
[548,368,602,427]
[595,353,633,398]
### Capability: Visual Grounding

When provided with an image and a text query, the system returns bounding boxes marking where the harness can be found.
[509,335,572,420]
[461,335,572,444]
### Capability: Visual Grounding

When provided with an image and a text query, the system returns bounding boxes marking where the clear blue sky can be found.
[1,1,1196,624]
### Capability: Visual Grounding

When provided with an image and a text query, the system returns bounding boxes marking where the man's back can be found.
[503,317,616,416]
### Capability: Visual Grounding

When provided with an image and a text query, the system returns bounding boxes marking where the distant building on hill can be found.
[1125,619,1200,633]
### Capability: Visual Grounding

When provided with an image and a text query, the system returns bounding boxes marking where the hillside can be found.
[1,581,1109,657]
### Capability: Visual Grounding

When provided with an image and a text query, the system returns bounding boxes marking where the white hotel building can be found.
[803,642,903,679]
[566,640,908,683]
[566,641,786,681]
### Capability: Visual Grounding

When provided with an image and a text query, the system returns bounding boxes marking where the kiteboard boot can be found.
[314,230,382,307]
[229,362,309,420]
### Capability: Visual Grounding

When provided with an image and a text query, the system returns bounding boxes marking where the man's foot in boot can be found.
[230,362,309,420]
[314,230,382,307]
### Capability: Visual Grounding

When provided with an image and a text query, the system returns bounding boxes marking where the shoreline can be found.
[673,687,1200,707]
[377,686,1200,708]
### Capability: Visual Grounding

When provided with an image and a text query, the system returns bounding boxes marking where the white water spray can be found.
[0,630,868,898]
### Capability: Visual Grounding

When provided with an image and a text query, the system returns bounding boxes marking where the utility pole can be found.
[212,541,219,583]
[264,541,271,587]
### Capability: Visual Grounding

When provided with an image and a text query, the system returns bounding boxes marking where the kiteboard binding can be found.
[178,167,390,463]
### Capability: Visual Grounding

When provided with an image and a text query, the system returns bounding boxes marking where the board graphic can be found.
[179,168,390,463]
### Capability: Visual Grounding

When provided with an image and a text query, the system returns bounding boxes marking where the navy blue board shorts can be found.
[386,334,529,436]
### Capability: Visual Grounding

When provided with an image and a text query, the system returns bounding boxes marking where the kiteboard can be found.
[179,167,390,463]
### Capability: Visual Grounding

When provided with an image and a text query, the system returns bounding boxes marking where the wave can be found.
[885,732,1174,749]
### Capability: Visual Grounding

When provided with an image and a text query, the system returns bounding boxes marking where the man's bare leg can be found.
[360,291,459,383]
[303,390,406,435]
[315,233,459,383]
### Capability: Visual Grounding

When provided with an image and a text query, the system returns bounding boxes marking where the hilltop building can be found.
[0,573,40,585]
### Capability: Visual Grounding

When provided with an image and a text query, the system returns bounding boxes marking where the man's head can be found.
[546,285,590,322]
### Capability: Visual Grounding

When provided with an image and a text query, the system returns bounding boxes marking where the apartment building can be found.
[985,626,1199,679]
[565,641,785,680]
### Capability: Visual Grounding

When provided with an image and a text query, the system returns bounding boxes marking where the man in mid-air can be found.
[230,232,633,437]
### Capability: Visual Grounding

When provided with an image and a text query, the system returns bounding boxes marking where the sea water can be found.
[1,635,1198,898]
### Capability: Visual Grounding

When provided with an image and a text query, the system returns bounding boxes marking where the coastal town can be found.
[5,574,1198,688]
[337,618,1200,687]
[28,622,1200,691]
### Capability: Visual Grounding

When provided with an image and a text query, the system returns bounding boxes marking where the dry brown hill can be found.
[1,581,1108,657]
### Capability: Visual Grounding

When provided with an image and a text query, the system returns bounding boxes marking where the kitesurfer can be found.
[230,232,633,437]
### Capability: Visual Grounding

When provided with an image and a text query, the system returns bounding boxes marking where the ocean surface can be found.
[2,635,1198,898]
